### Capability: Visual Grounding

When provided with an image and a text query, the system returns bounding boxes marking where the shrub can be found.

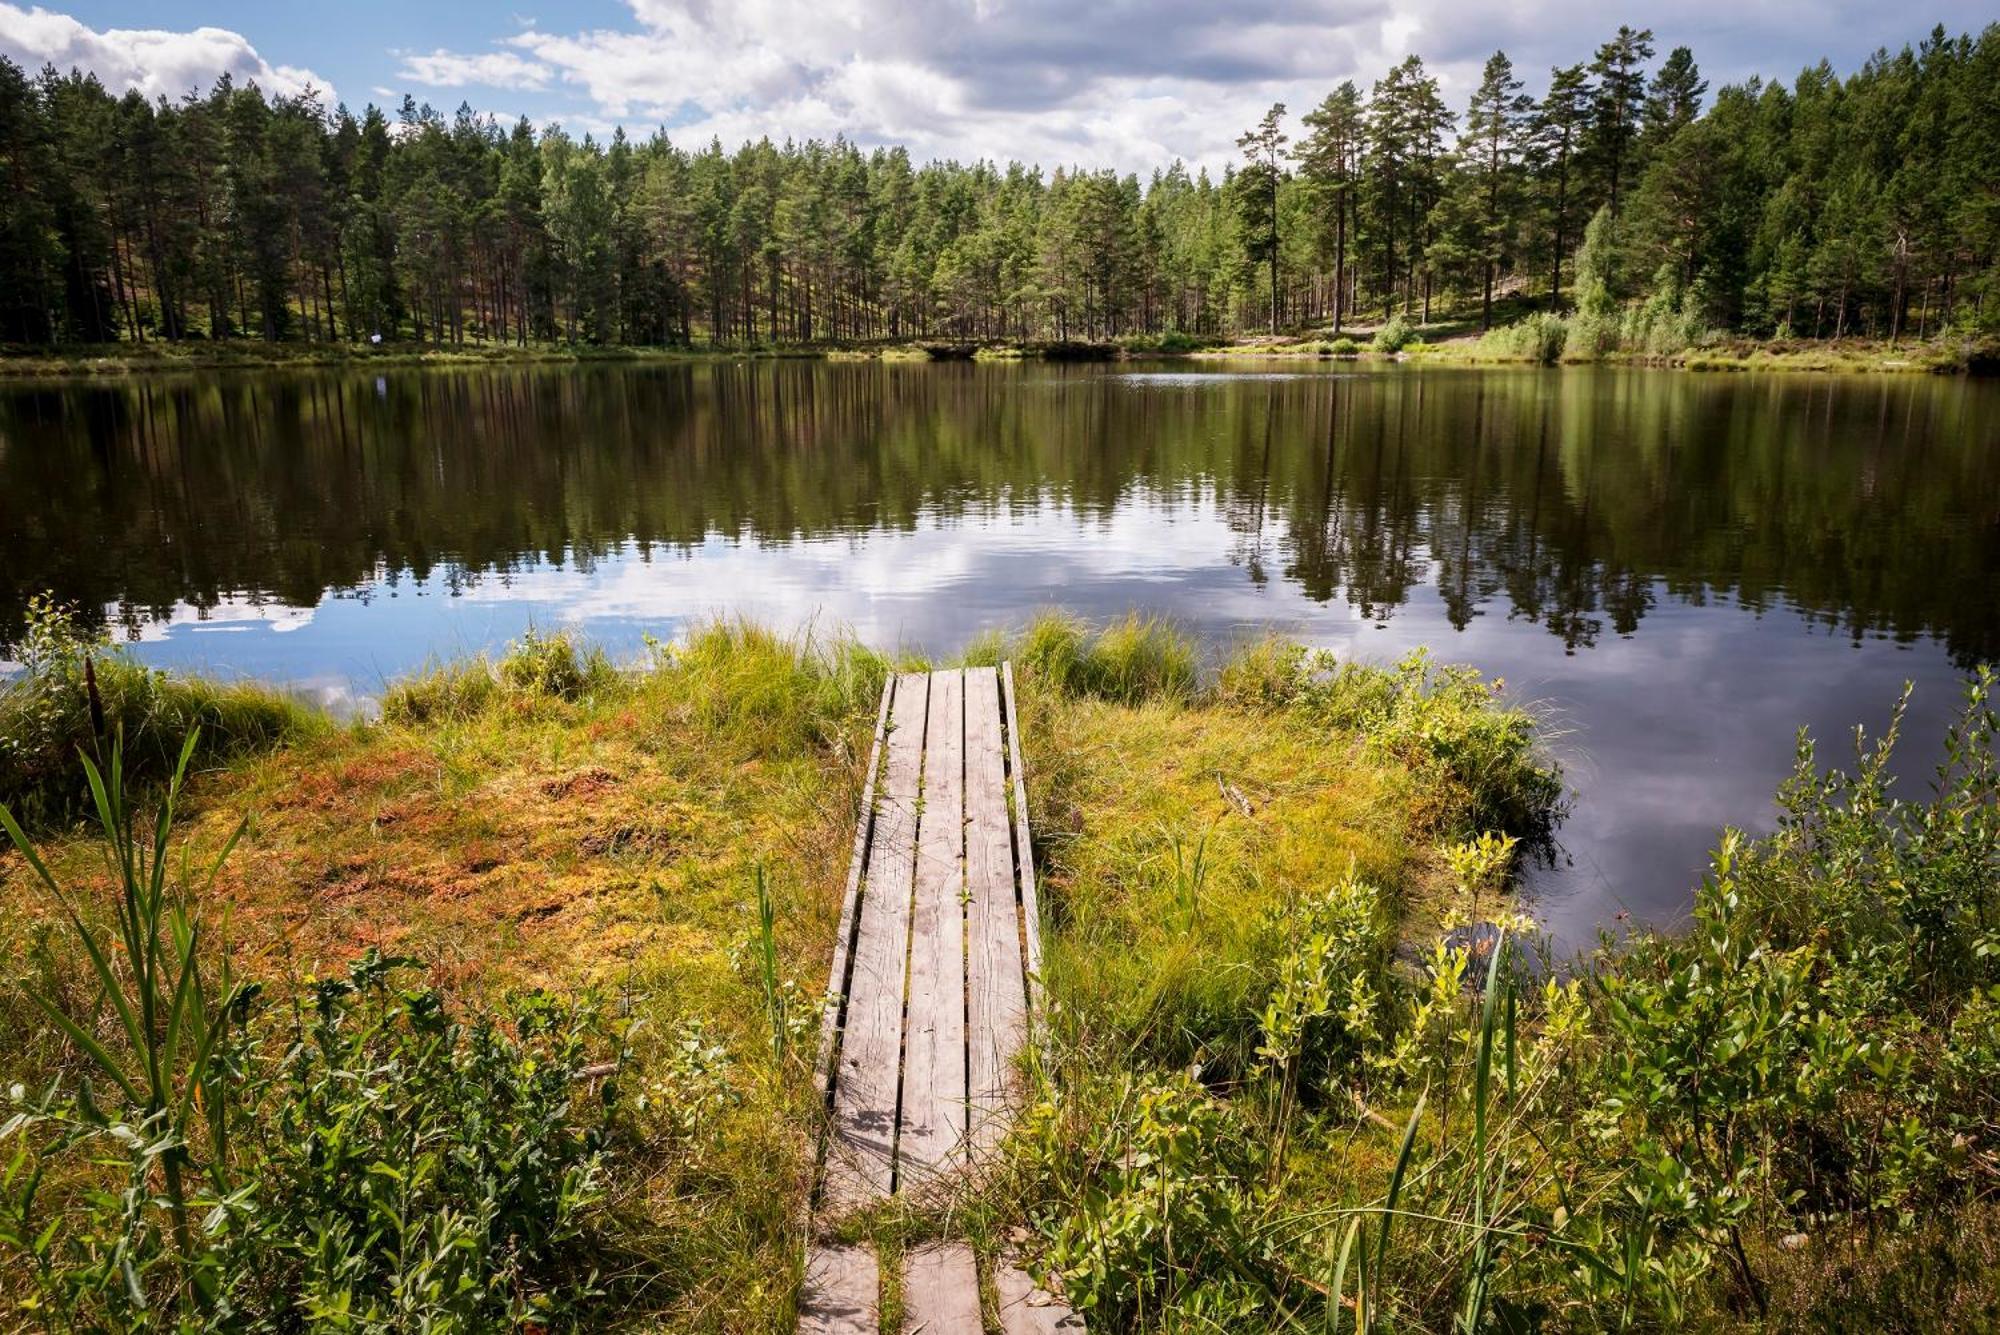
[1117,330,1213,354]
[1372,316,1417,354]
[1027,1073,1264,1323]
[1254,874,1393,1108]
[1620,264,1716,358]
[1476,311,1569,365]
[0,596,320,827]
[1327,336,1360,357]
[1595,671,1999,1310]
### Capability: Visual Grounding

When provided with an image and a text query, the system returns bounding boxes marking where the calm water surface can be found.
[3,361,1995,947]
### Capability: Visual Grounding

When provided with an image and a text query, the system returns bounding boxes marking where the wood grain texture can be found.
[813,680,894,1094]
[824,672,928,1212]
[899,668,966,1183]
[806,666,1068,1331]
[1000,663,1047,1018]
[964,666,1028,1156]
[901,1244,982,1334]
[798,1244,879,1334]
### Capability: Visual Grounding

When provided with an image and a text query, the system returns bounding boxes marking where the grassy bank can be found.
[1190,323,1993,374]
[2,610,1995,1330]
[0,341,832,379]
[1006,643,1999,1332]
[12,324,1992,380]
[1401,316,1993,374]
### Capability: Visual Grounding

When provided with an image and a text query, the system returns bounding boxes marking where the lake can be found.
[2,360,1994,948]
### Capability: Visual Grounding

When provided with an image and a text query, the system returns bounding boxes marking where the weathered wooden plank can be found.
[899,668,967,1184]
[825,672,929,1212]
[813,679,894,1097]
[1000,663,1047,1012]
[799,1244,879,1334]
[901,1243,982,1334]
[995,1263,1085,1334]
[964,667,1028,1156]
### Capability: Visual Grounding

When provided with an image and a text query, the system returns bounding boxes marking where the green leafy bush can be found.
[1601,669,1999,1271]
[1372,316,1417,354]
[1619,264,1716,357]
[1027,1074,1265,1323]
[1475,311,1569,364]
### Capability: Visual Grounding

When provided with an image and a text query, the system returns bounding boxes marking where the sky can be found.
[1,1,1990,173]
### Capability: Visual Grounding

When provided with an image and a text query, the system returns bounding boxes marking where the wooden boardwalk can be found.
[799,666,1081,1334]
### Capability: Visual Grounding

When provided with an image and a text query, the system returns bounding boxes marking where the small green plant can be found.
[1255,875,1390,1170]
[0,731,247,1320]
[498,626,614,700]
[746,864,819,1069]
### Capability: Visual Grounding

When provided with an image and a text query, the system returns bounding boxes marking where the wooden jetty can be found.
[799,666,1081,1333]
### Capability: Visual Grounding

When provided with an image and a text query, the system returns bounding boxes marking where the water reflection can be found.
[1,361,1994,944]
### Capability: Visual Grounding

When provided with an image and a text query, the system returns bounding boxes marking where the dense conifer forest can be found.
[1,22,1994,350]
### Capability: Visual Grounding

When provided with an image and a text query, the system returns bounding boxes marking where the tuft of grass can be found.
[379,658,501,725]
[648,619,887,757]
[380,627,618,724]
[498,626,619,700]
[0,596,323,828]
[1010,612,1198,705]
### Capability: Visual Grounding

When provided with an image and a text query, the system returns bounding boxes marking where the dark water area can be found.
[2,361,1995,947]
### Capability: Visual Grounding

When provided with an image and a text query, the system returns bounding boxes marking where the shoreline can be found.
[3,328,1990,380]
[2,613,1994,1327]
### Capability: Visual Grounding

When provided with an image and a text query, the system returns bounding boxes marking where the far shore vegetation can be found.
[5,22,1998,381]
[5,319,1992,381]
[2,601,1995,1330]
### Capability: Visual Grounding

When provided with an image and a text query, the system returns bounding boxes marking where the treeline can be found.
[1,22,1995,349]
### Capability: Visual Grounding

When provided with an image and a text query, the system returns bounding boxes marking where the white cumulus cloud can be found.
[394,48,552,91]
[0,3,335,103]
[390,0,1991,172]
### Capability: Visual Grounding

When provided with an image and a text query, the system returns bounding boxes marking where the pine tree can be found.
[1234,103,1287,333]
[1298,82,1363,331]
[1589,26,1657,214]
[1462,51,1532,328]
[1532,63,1594,305]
